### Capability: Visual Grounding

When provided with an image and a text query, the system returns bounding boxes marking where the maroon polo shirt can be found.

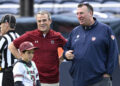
[13,29,67,83]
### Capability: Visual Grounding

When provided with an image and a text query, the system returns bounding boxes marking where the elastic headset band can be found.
[1,15,6,23]
[1,14,15,28]
[1,14,11,24]
[9,15,16,28]
[9,14,11,26]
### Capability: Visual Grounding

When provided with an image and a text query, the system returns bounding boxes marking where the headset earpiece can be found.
[1,14,15,28]
[9,15,13,28]
[9,15,15,28]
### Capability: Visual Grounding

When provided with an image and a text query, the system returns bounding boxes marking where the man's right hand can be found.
[65,50,74,60]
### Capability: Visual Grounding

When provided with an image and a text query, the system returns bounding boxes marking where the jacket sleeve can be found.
[63,31,73,61]
[13,32,30,49]
[106,27,119,75]
[0,37,7,53]
[58,32,67,47]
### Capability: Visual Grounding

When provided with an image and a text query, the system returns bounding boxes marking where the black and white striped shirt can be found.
[0,30,20,68]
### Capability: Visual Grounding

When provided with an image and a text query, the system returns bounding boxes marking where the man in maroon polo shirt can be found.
[8,11,67,86]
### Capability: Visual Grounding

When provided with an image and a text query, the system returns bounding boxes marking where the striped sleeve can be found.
[0,37,7,53]
[0,31,20,68]
[13,62,24,82]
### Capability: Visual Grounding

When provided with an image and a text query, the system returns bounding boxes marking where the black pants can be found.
[2,69,14,86]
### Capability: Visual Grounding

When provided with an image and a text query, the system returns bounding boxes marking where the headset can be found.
[8,14,16,28]
[1,14,15,28]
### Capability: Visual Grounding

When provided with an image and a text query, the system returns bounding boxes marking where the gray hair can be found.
[36,10,51,20]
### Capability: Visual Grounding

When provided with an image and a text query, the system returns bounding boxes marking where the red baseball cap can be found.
[19,41,38,52]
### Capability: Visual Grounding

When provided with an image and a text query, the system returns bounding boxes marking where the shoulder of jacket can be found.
[51,29,61,36]
[13,61,24,67]
[25,29,38,35]
[3,34,9,37]
[98,22,111,31]
[71,26,81,33]
[1,34,10,42]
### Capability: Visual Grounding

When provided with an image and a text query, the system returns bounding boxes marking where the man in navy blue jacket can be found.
[63,3,119,86]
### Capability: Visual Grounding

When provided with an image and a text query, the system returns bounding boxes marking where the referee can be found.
[0,14,20,86]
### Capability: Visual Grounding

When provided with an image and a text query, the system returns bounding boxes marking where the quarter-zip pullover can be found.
[13,29,67,83]
[63,19,118,86]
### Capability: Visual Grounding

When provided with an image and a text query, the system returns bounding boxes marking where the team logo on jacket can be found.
[77,35,80,38]
[35,40,38,43]
[75,35,80,42]
[111,35,115,40]
[51,40,54,44]
[92,37,96,41]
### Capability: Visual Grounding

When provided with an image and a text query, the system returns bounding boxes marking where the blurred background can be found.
[0,0,120,37]
[0,0,120,86]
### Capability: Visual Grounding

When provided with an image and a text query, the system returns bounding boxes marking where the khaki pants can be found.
[41,83,59,86]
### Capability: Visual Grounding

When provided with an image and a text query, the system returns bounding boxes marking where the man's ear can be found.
[19,51,23,58]
[50,19,52,24]
[90,11,93,16]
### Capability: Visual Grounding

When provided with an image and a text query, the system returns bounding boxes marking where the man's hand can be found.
[65,50,74,60]
[59,56,64,64]
[103,74,110,78]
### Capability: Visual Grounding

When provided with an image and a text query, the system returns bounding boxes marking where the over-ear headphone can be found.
[8,14,16,28]
[1,14,16,28]
[9,14,11,25]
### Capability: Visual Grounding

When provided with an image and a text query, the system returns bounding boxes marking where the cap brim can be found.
[26,47,38,51]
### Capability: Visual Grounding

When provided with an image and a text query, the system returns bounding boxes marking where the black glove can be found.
[36,80,41,86]
[14,81,24,86]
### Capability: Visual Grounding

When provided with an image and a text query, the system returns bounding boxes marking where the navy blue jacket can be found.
[63,19,119,86]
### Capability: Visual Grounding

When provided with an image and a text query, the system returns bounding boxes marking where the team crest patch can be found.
[92,37,96,41]
[77,35,80,38]
[35,40,38,43]
[111,35,115,40]
[51,40,54,44]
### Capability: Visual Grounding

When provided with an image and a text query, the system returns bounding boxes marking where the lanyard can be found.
[24,62,36,86]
